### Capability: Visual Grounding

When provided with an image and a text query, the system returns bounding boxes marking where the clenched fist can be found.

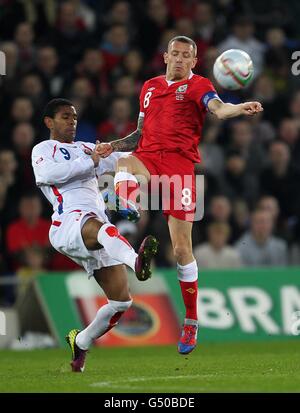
[95,142,113,158]
[240,101,263,116]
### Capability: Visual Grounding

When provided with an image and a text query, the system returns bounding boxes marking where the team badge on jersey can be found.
[175,84,188,100]
[176,84,188,93]
[147,87,155,91]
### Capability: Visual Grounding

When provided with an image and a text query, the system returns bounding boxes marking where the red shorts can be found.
[133,151,196,222]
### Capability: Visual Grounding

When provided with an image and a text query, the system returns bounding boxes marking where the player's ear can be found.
[163,52,168,64]
[191,57,197,69]
[44,116,53,130]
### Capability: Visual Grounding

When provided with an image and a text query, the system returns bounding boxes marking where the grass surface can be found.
[0,341,300,393]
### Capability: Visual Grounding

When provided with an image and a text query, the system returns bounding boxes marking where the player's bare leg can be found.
[168,216,199,355]
[111,155,150,222]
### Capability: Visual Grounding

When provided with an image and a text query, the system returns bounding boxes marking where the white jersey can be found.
[31,139,124,220]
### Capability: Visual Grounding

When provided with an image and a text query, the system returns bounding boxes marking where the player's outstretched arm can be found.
[95,115,144,158]
[208,99,263,120]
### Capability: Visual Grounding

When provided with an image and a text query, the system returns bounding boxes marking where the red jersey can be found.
[135,73,220,163]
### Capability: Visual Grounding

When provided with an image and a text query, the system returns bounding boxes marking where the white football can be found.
[213,49,254,90]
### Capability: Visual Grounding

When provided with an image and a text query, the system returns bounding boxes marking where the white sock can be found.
[97,223,137,271]
[76,299,132,350]
[177,260,198,282]
[114,171,138,187]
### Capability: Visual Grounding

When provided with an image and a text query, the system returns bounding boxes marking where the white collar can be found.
[166,71,194,86]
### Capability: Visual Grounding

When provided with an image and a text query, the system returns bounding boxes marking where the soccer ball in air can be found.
[213,49,254,90]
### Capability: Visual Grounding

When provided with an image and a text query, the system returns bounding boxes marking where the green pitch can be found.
[0,341,300,393]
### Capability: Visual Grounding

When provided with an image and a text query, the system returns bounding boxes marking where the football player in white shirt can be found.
[32,99,158,372]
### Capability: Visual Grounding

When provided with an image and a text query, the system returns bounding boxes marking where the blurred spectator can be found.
[256,195,280,225]
[19,73,47,109]
[219,151,259,206]
[200,120,224,177]
[5,193,51,270]
[112,75,139,113]
[69,0,96,31]
[35,46,63,98]
[255,195,291,241]
[11,123,36,189]
[0,150,19,223]
[69,76,94,103]
[113,75,137,99]
[252,74,288,125]
[0,150,18,190]
[194,222,242,269]
[14,22,36,74]
[235,209,288,267]
[1,97,35,142]
[51,1,91,71]
[218,15,265,77]
[21,0,56,38]
[98,97,135,142]
[193,194,234,246]
[201,46,219,79]
[209,195,232,224]
[16,246,47,299]
[231,199,250,242]
[112,49,145,92]
[101,24,131,73]
[173,15,209,74]
[101,1,133,34]
[76,48,108,97]
[68,77,100,140]
[259,141,300,222]
[138,0,173,60]
[248,110,276,147]
[278,118,300,166]
[227,119,266,175]
[194,1,216,43]
[11,97,35,124]
[264,27,291,93]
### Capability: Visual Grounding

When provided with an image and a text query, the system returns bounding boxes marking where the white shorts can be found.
[49,209,121,277]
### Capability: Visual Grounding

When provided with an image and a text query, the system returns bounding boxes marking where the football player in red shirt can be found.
[96,36,263,355]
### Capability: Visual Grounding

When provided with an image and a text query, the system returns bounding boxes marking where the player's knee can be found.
[82,218,103,250]
[108,299,133,313]
[173,245,192,262]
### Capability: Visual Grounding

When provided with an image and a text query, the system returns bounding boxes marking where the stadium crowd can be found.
[1,0,300,304]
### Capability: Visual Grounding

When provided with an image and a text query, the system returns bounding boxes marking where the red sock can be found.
[115,180,139,205]
[179,280,198,320]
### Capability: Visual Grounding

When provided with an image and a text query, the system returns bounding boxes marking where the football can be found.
[213,49,254,90]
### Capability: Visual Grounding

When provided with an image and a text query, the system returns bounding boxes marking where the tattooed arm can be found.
[95,115,144,158]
